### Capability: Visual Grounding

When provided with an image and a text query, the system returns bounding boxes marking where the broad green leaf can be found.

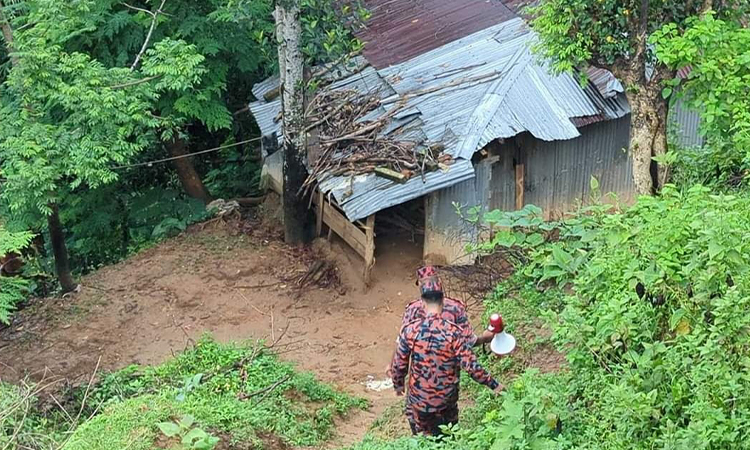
[606,231,629,246]
[526,233,545,247]
[708,242,724,259]
[194,436,220,450]
[183,428,208,446]
[180,414,196,428]
[530,437,554,450]
[580,229,599,243]
[551,245,574,270]
[483,210,505,226]
[669,309,686,331]
[494,231,517,248]
[157,422,181,438]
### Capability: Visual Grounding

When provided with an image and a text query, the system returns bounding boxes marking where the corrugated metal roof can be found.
[357,0,516,69]
[248,64,393,144]
[572,82,630,127]
[377,19,610,159]
[248,99,281,142]
[319,159,476,221]
[248,18,632,222]
[251,75,280,101]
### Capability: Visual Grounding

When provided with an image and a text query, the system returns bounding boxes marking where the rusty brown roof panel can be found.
[357,0,516,69]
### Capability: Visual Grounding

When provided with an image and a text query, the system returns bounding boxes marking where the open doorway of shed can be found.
[370,198,425,284]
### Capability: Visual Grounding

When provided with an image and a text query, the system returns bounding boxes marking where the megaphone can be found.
[487,313,516,356]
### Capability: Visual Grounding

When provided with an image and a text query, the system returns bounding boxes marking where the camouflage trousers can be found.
[406,403,459,437]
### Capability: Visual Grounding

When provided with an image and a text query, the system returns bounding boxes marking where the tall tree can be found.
[0,0,205,292]
[530,0,749,195]
[72,0,276,204]
[276,0,313,244]
[0,0,77,292]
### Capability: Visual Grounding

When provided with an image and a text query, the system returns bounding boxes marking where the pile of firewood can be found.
[300,89,453,195]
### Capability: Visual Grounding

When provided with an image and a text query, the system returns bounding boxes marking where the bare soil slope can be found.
[0,218,428,445]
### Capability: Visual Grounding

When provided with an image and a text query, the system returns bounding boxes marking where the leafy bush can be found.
[458,185,750,449]
[351,185,750,450]
[203,149,263,199]
[60,186,211,271]
[653,15,750,186]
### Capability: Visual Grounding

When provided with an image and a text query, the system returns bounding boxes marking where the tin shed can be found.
[247,0,703,278]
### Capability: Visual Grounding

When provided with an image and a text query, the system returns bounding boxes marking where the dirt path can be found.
[0,220,440,445]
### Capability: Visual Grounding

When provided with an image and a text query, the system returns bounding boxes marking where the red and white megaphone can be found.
[487,313,516,355]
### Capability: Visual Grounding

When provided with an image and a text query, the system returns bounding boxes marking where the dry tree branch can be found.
[237,374,292,403]
[129,0,168,71]
[73,356,101,426]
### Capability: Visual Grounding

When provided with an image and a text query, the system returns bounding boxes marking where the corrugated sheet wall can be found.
[424,161,491,266]
[521,116,634,218]
[488,140,516,211]
[670,97,704,148]
[426,116,635,264]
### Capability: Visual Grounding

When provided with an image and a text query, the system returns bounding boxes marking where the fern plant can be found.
[0,225,33,324]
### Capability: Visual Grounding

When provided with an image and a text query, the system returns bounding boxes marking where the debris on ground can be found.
[438,253,515,309]
[364,376,393,392]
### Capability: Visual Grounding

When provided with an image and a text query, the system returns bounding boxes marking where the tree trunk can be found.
[278,2,313,245]
[47,204,77,293]
[0,0,19,67]
[166,136,213,203]
[618,2,670,195]
[626,86,669,195]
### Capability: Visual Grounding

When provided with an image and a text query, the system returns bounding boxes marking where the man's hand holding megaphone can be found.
[487,313,516,356]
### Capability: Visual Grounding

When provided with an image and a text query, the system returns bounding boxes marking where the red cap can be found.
[416,266,443,296]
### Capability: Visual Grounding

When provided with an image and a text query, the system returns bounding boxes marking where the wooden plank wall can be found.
[314,192,376,285]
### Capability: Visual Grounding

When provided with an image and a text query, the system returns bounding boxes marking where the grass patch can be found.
[2,336,366,450]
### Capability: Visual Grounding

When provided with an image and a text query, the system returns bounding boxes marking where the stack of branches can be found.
[301,89,452,195]
[438,254,516,309]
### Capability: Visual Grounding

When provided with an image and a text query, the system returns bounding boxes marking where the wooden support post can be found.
[316,190,324,237]
[363,214,376,286]
[515,162,525,210]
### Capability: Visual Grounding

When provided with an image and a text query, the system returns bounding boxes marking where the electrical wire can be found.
[111,137,264,170]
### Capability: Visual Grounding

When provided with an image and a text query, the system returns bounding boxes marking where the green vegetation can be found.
[5,1,750,449]
[0,225,33,323]
[529,0,749,194]
[1,336,366,450]
[652,14,750,186]
[348,183,750,450]
[0,0,365,319]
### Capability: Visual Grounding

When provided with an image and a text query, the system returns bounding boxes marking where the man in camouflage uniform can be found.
[400,266,495,348]
[385,267,495,378]
[390,266,502,436]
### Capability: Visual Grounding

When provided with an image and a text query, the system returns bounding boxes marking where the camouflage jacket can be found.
[392,314,498,413]
[400,298,478,347]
